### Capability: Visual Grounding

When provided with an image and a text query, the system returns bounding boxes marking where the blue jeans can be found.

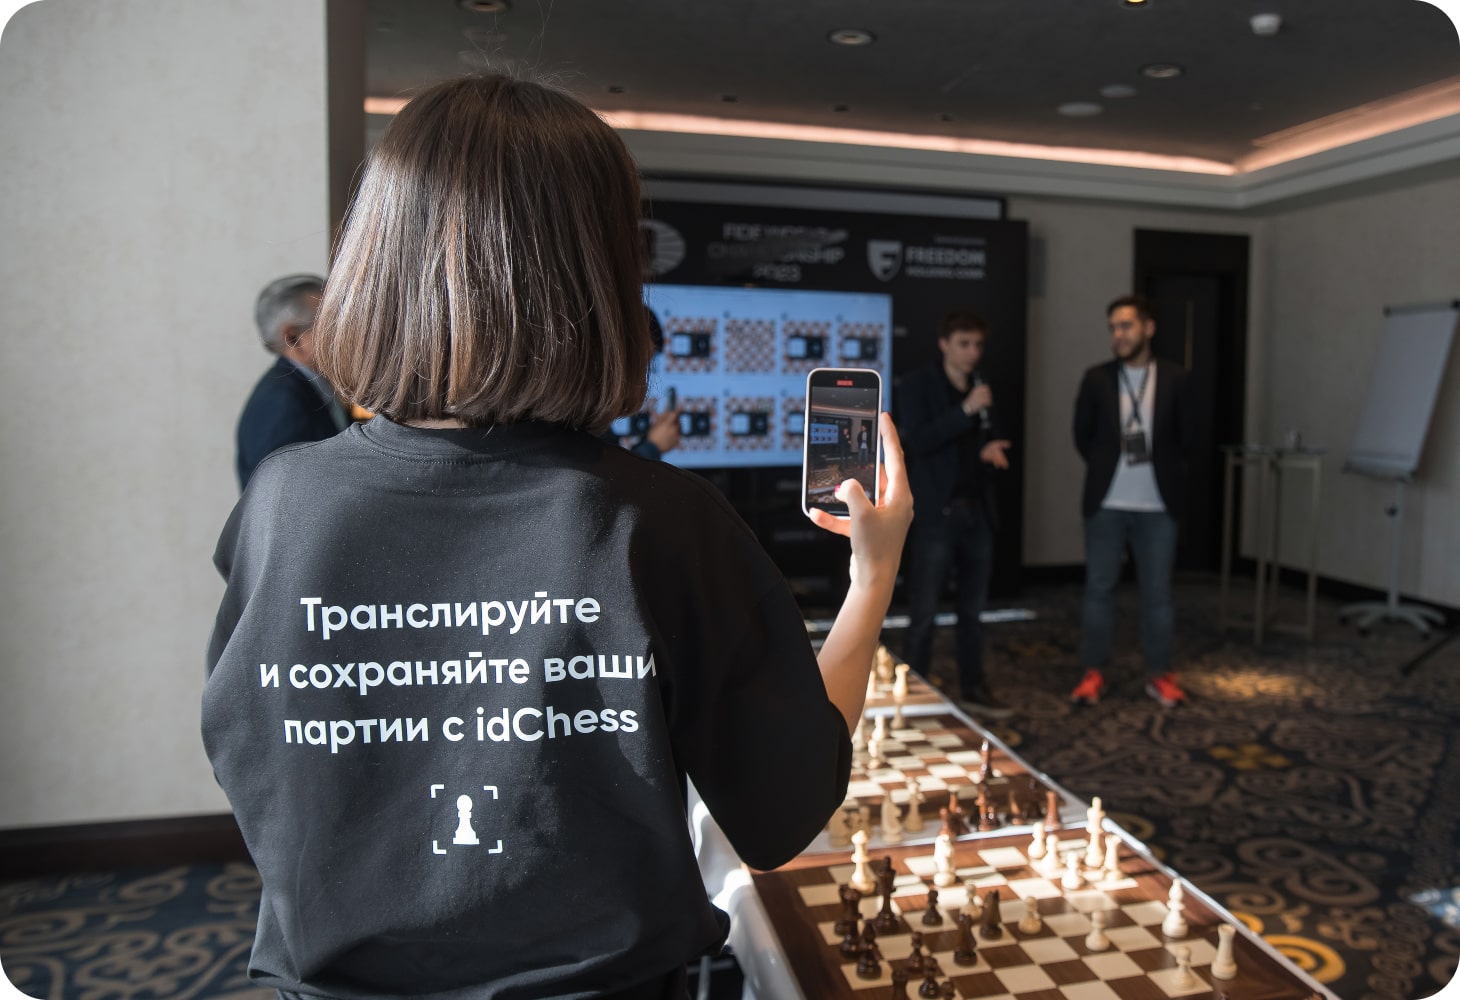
[1080,507,1177,677]
[905,499,994,697]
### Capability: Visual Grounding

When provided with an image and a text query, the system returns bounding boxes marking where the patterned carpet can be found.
[925,577,1460,1000]
[1,579,1455,1000]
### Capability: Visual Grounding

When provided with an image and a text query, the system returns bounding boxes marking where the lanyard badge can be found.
[1120,368,1151,465]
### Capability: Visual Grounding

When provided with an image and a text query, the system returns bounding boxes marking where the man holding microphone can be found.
[897,309,1013,718]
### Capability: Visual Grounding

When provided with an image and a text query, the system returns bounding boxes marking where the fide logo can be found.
[429,783,505,856]
[866,239,903,281]
[641,219,687,277]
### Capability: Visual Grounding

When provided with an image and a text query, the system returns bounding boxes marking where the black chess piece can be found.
[835,885,862,936]
[917,970,941,999]
[953,911,978,966]
[889,968,910,1000]
[940,982,957,1000]
[840,923,861,959]
[921,887,944,927]
[979,888,1003,940]
[976,787,995,832]
[904,931,925,974]
[874,860,900,932]
[977,738,992,784]
[1044,789,1062,831]
[1007,788,1023,824]
[856,938,882,980]
[945,786,968,835]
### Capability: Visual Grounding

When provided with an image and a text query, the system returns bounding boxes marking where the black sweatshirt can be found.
[204,418,851,1000]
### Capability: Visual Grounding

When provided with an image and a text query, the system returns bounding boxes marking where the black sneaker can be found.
[956,685,1014,720]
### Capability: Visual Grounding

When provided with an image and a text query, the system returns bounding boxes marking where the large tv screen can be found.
[611,284,893,469]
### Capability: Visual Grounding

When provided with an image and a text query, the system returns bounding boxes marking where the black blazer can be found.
[896,362,1000,529]
[235,356,342,489]
[1072,358,1193,521]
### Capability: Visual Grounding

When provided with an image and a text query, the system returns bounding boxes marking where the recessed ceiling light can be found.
[1057,102,1104,117]
[1122,0,1149,7]
[460,0,510,12]
[828,28,875,46]
[1100,83,1137,99]
[1141,63,1184,79]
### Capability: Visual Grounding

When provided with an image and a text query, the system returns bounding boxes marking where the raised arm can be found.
[807,412,915,732]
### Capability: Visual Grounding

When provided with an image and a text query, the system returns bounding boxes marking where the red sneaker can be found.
[1069,669,1106,706]
[1145,672,1188,708]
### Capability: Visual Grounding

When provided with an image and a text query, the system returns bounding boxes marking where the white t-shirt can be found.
[1101,362,1165,512]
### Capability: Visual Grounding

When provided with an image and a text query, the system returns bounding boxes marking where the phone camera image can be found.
[802,369,880,518]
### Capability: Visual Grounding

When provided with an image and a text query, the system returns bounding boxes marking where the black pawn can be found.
[839,923,861,960]
[953,911,978,966]
[889,969,910,1000]
[904,931,925,975]
[856,940,882,981]
[917,970,941,999]
[921,887,944,927]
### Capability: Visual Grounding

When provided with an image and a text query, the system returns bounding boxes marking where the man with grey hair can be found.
[235,274,347,488]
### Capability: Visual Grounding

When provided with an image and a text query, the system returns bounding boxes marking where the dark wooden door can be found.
[1134,231,1250,573]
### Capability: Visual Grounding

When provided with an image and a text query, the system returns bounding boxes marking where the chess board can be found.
[752,828,1321,1000]
[724,318,776,373]
[865,668,945,710]
[841,714,1053,833]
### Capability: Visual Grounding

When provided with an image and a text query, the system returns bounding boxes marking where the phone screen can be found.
[802,368,881,518]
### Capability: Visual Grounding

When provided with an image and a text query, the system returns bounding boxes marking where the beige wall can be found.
[1263,171,1460,606]
[0,0,332,827]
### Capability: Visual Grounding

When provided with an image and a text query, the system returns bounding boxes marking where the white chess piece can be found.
[904,782,926,832]
[1039,840,1064,877]
[875,645,894,682]
[856,806,872,837]
[881,790,904,843]
[872,714,888,743]
[891,701,905,729]
[1162,881,1189,939]
[1027,820,1047,861]
[850,829,876,893]
[1084,910,1110,951]
[452,795,480,845]
[866,667,879,701]
[1211,924,1238,979]
[933,832,957,887]
[1017,896,1042,934]
[1086,795,1105,829]
[1084,823,1103,869]
[851,712,867,752]
[1061,850,1085,890]
[827,805,852,848]
[1102,834,1121,881]
[1171,944,1195,988]
[893,662,910,699]
[961,880,983,920]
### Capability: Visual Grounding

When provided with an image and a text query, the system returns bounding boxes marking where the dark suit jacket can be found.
[1072,358,1193,521]
[236,356,342,489]
[896,362,1000,529]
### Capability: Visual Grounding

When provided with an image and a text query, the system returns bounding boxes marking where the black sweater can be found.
[204,418,850,1000]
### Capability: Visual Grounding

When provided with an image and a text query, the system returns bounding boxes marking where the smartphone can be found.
[666,386,677,410]
[802,367,882,518]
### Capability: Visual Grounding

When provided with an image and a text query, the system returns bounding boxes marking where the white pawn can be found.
[1027,820,1047,861]
[1085,910,1111,951]
[1086,795,1105,830]
[893,662,910,699]
[881,790,904,843]
[1171,944,1195,988]
[827,805,852,848]
[1162,882,1189,939]
[1211,924,1238,980]
[891,701,905,729]
[904,782,926,832]
[1102,834,1121,882]
[961,880,984,920]
[933,832,957,887]
[1084,823,1103,869]
[1061,850,1085,890]
[1039,839,1064,877]
[850,829,876,893]
[872,714,888,744]
[1017,896,1042,934]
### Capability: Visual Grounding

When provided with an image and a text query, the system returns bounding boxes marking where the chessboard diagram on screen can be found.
[751,825,1328,1000]
[782,394,807,452]
[723,395,776,453]
[642,285,891,469]
[837,321,885,366]
[674,397,718,453]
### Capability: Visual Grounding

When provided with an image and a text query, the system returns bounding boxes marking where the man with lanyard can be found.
[898,309,1014,718]
[1070,294,1194,708]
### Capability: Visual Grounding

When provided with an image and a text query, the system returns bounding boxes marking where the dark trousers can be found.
[905,499,993,697]
[1080,507,1178,676]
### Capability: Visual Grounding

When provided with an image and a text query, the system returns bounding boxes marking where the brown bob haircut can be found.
[315,74,651,430]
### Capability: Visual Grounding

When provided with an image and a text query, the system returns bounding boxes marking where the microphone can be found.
[972,371,992,430]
